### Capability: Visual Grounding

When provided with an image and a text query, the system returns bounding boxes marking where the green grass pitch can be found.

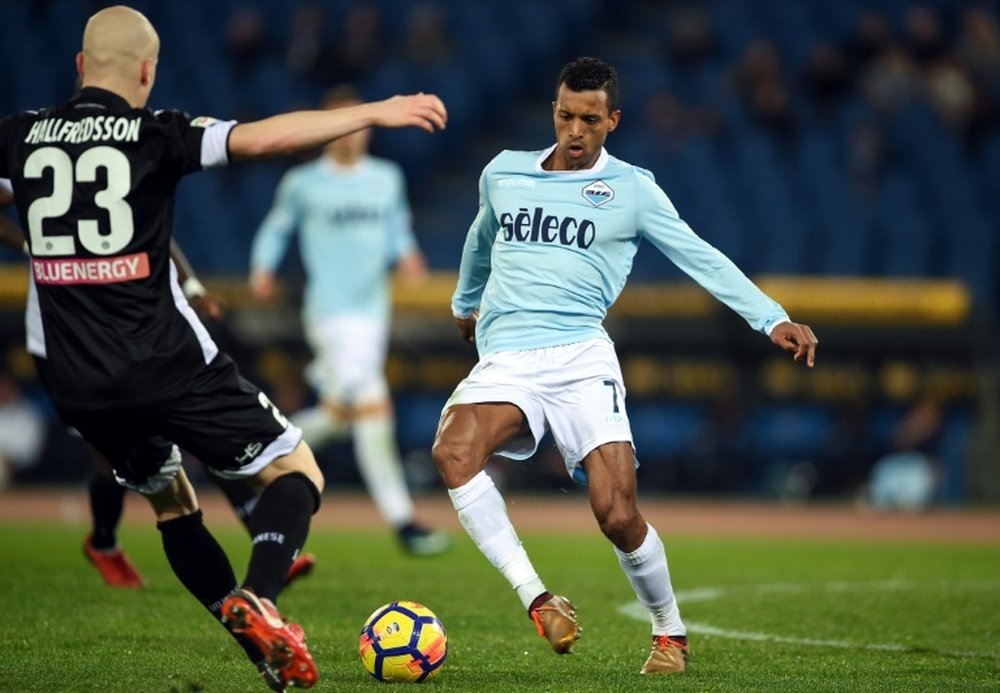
[1,523,997,692]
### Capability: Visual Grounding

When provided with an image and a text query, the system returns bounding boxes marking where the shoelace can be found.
[529,601,578,638]
[652,635,690,658]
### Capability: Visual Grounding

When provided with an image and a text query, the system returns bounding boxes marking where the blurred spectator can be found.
[749,79,797,140]
[845,9,895,75]
[324,1,385,85]
[402,2,454,68]
[863,396,944,511]
[925,54,977,134]
[957,7,1000,91]
[732,39,797,139]
[285,3,327,80]
[663,7,718,70]
[733,39,783,95]
[861,44,918,116]
[225,7,267,77]
[955,7,1000,150]
[849,120,890,203]
[802,41,853,119]
[644,91,722,152]
[904,5,949,68]
[0,370,47,487]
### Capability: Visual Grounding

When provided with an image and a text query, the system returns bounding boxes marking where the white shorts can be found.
[304,315,389,406]
[443,338,635,483]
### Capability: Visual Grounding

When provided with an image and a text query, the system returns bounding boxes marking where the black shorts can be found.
[57,354,301,491]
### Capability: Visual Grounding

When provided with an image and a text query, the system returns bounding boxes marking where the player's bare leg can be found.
[434,403,579,653]
[581,443,688,673]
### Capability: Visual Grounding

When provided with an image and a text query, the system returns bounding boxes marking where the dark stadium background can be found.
[1,0,997,505]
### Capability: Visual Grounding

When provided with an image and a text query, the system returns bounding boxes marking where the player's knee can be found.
[594,504,640,545]
[431,435,465,471]
[147,482,200,523]
[259,441,325,493]
[431,436,477,487]
[294,442,325,491]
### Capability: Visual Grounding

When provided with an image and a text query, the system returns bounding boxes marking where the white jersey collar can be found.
[534,144,609,175]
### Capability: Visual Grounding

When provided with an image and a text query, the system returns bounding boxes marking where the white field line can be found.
[617,580,1000,660]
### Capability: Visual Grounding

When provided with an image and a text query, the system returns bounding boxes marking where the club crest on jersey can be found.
[582,180,614,207]
[189,116,218,128]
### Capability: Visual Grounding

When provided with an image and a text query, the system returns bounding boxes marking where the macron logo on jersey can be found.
[499,207,596,249]
[32,252,150,285]
[498,178,536,188]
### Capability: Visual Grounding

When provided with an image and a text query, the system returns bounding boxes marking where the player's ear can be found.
[75,52,85,81]
[140,57,155,87]
[607,109,621,132]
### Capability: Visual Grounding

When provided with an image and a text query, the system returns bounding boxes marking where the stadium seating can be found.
[2,0,994,312]
[0,0,992,498]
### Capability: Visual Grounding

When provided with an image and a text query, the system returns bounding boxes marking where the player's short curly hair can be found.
[556,57,619,112]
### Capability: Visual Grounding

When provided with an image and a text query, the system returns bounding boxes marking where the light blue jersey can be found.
[251,156,416,324]
[452,145,789,355]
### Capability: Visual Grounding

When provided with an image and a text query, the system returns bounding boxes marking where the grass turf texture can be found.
[1,524,998,692]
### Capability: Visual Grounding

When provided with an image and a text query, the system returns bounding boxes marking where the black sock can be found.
[157,510,239,613]
[209,475,259,532]
[157,510,263,664]
[244,473,319,603]
[88,471,126,549]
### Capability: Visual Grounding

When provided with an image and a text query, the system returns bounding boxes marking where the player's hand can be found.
[189,292,226,321]
[455,313,478,345]
[249,270,278,301]
[395,252,428,288]
[770,321,818,368]
[372,93,448,133]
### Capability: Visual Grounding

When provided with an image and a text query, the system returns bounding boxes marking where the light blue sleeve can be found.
[635,171,789,334]
[250,172,299,272]
[386,167,418,264]
[450,167,500,318]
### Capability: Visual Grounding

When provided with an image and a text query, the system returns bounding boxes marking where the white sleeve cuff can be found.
[200,120,237,168]
[763,316,789,336]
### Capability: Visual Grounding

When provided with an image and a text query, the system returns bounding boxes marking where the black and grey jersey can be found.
[0,87,236,408]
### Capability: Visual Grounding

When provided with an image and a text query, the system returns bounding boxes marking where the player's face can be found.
[550,84,620,171]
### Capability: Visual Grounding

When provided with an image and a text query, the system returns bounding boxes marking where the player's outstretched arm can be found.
[228,93,447,160]
[769,321,819,368]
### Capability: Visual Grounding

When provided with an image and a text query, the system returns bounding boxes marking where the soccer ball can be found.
[359,600,448,683]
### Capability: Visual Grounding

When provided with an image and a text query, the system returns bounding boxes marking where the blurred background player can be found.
[250,85,450,557]
[0,178,316,589]
[434,56,817,674]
